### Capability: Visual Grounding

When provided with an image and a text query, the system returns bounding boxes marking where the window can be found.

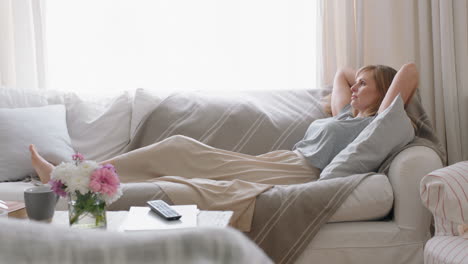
[46,0,319,96]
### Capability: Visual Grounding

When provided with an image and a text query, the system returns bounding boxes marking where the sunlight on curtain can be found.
[0,0,46,90]
[45,0,320,96]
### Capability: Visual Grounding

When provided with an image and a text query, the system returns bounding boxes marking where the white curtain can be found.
[0,0,46,90]
[322,0,468,164]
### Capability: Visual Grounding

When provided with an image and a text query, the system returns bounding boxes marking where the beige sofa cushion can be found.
[329,174,393,222]
[0,173,393,223]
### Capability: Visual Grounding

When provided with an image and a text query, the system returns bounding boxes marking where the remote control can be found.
[146,200,182,221]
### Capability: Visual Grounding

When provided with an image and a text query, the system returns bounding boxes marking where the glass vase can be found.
[68,191,107,229]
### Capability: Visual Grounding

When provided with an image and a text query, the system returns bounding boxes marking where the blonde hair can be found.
[352,65,397,117]
[323,65,397,117]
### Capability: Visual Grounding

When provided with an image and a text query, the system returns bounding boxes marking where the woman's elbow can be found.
[402,63,419,85]
[402,63,418,76]
[333,68,347,79]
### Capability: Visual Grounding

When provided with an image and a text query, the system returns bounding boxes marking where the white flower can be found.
[50,162,77,184]
[67,173,90,194]
[66,161,99,194]
[78,161,99,175]
[50,158,123,203]
[51,160,101,195]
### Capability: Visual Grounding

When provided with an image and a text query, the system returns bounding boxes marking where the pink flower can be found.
[72,153,85,163]
[49,180,67,197]
[89,165,120,196]
[102,163,116,172]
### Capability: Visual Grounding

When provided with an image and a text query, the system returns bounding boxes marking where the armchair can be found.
[420,161,468,263]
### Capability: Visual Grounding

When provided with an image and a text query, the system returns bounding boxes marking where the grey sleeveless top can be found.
[293,105,375,170]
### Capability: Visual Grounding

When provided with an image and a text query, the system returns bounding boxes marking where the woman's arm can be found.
[378,63,419,114]
[331,67,356,116]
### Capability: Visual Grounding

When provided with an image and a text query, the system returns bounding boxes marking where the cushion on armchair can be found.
[420,161,468,236]
[424,236,468,264]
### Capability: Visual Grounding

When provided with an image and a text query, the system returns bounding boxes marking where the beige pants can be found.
[109,135,319,231]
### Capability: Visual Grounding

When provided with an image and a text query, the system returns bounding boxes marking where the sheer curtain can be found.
[45,0,321,96]
[0,0,46,90]
[321,0,422,84]
[322,0,468,164]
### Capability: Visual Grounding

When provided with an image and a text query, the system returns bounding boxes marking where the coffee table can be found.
[52,209,233,232]
[8,200,233,230]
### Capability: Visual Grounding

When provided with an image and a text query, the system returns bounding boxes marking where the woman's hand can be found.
[377,63,419,114]
[331,67,356,116]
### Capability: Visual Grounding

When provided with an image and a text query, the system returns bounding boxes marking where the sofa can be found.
[0,86,444,263]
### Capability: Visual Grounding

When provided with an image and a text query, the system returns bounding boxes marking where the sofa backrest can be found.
[0,87,152,161]
[1,86,330,160]
[128,88,330,155]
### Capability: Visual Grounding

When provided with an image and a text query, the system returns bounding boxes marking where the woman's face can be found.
[350,70,380,114]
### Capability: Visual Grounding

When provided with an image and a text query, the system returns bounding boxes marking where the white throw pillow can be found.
[59,92,133,161]
[130,88,163,139]
[0,105,75,182]
[320,95,415,180]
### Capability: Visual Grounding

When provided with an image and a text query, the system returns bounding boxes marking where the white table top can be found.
[52,209,233,232]
[53,211,129,231]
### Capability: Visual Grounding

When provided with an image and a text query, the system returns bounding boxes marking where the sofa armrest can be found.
[387,146,443,234]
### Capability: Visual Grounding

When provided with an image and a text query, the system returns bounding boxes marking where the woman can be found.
[295,63,417,170]
[29,63,418,231]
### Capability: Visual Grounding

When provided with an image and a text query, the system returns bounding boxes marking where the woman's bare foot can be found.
[29,144,55,184]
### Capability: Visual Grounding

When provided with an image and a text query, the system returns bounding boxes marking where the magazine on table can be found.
[120,205,198,232]
[0,200,25,213]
